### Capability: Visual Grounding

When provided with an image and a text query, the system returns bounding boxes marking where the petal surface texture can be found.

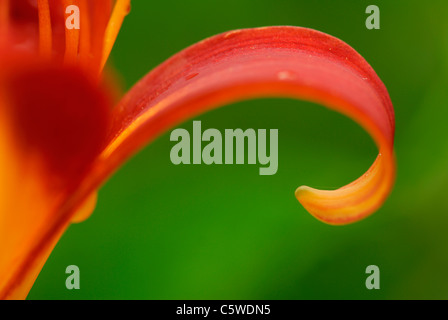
[98,26,395,225]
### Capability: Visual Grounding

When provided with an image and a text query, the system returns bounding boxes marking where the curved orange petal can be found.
[96,26,395,225]
[0,25,396,299]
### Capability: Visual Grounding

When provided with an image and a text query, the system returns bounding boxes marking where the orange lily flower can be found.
[0,0,395,299]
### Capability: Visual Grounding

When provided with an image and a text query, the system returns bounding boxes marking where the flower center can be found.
[1,0,130,77]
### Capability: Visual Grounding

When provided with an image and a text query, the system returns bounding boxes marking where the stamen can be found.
[37,0,53,59]
[100,0,131,73]
[63,0,80,65]
[78,0,91,69]
[90,0,112,72]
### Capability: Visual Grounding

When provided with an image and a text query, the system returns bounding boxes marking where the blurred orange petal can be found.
[0,57,112,299]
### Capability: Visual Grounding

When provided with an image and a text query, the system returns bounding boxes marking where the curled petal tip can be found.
[295,184,366,226]
[295,151,395,225]
[295,185,356,226]
[295,185,313,198]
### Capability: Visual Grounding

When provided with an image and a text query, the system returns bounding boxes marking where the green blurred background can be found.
[29,0,448,299]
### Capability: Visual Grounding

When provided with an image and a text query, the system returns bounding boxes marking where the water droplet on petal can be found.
[277,70,296,80]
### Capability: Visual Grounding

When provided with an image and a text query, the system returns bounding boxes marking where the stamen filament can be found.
[37,0,53,59]
[90,0,112,72]
[78,0,91,69]
[100,0,130,73]
[64,0,80,65]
